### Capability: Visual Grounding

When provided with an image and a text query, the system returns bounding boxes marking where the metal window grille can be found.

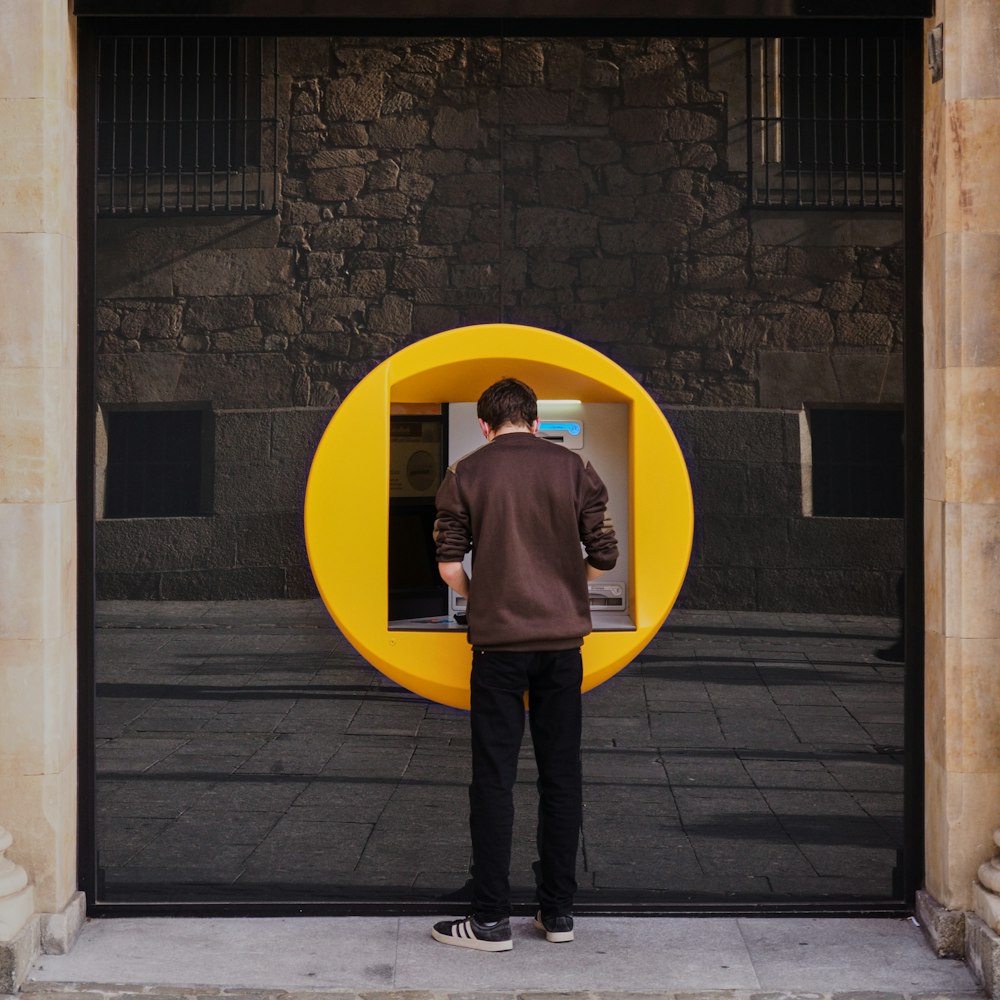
[746,36,903,210]
[97,36,279,216]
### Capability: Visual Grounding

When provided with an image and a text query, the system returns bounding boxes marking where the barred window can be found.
[97,36,279,216]
[747,36,903,210]
[104,406,214,518]
[808,408,904,518]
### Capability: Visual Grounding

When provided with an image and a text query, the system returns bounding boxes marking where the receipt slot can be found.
[304,324,693,710]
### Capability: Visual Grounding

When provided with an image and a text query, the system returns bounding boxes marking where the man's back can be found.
[435,432,618,650]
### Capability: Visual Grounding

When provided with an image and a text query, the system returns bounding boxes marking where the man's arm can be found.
[438,561,471,598]
[579,461,619,573]
[434,466,473,599]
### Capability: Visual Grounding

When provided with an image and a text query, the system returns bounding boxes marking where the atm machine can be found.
[388,400,634,634]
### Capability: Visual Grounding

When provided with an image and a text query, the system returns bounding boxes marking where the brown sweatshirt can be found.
[434,432,619,651]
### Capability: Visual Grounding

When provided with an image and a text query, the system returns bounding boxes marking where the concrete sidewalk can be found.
[22,916,981,996]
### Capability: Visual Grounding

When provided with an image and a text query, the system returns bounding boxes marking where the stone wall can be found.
[95,35,905,612]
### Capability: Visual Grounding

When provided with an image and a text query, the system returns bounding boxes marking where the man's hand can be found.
[585,561,606,582]
[438,561,471,598]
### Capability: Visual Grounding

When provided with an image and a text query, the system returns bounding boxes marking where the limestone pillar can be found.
[921,0,1000,968]
[0,0,80,957]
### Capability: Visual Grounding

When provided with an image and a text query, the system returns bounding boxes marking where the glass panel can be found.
[93,31,906,906]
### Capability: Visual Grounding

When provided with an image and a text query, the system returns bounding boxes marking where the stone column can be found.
[920,0,1000,987]
[0,0,81,984]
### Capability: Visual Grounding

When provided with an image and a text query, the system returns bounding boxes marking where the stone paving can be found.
[94,601,906,905]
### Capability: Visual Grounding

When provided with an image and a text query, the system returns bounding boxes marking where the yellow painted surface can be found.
[305,324,693,709]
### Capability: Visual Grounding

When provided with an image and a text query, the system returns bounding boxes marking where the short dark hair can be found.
[477,377,537,431]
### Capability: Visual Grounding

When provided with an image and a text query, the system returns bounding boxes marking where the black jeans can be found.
[468,647,583,922]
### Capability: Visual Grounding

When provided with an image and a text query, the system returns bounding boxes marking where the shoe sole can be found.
[431,927,513,951]
[533,916,574,942]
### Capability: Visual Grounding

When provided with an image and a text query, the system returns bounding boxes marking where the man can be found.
[430,377,619,952]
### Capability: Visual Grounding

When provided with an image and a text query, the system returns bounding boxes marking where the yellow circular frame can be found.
[304,324,694,710]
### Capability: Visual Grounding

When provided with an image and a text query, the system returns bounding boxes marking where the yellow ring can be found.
[304,324,694,710]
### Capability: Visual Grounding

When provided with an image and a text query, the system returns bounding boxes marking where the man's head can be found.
[477,377,538,434]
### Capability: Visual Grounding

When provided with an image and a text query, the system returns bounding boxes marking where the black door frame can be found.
[76,3,927,917]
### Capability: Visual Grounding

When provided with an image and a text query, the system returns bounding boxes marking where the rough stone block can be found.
[700,514,791,569]
[546,43,585,91]
[233,512,309,568]
[916,887,966,958]
[324,75,386,122]
[690,219,750,256]
[307,167,367,201]
[368,115,430,148]
[501,40,544,85]
[767,308,836,349]
[687,254,748,289]
[579,258,633,288]
[600,222,685,255]
[377,223,420,249]
[787,246,857,281]
[216,410,271,465]
[349,269,387,297]
[579,138,622,166]
[747,463,804,516]
[120,302,182,342]
[434,172,500,207]
[95,570,161,599]
[584,57,620,88]
[325,123,370,147]
[680,142,718,168]
[368,159,401,191]
[538,170,587,209]
[39,890,86,955]
[0,915,39,993]
[756,567,892,614]
[308,297,368,331]
[281,37,331,77]
[306,148,378,171]
[254,294,303,337]
[835,311,895,347]
[636,192,704,228]
[570,90,611,126]
[674,566,757,611]
[393,257,450,289]
[690,461,749,515]
[623,55,687,108]
[310,221,365,251]
[431,106,484,149]
[218,461,309,516]
[516,207,598,248]
[501,87,569,125]
[96,518,237,573]
[610,108,669,142]
[421,206,471,244]
[270,409,331,465]
[185,296,255,331]
[211,327,264,353]
[159,567,287,600]
[787,518,904,571]
[174,354,302,408]
[966,912,1000,997]
[367,294,414,334]
[172,249,295,297]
